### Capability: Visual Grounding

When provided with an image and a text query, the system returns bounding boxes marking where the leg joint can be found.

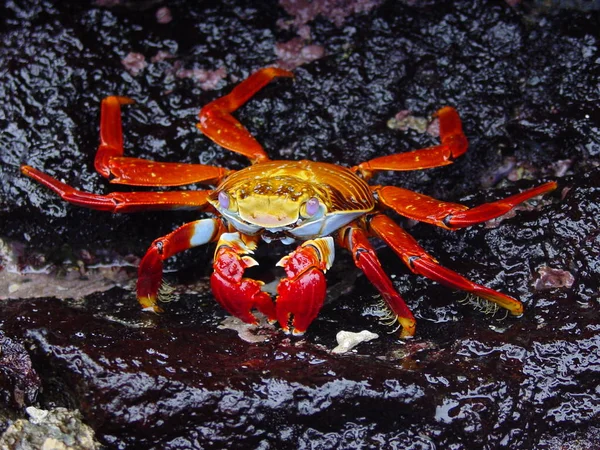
[407,255,419,269]
[442,215,454,228]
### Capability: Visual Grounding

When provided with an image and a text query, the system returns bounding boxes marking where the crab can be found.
[21,67,557,337]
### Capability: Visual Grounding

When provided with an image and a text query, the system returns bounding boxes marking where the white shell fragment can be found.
[331,330,379,354]
[218,316,274,343]
[25,406,49,425]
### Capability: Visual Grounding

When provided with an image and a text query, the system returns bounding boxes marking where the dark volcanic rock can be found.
[0,332,40,412]
[1,0,599,449]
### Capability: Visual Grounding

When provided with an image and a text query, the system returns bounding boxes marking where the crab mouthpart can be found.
[239,211,296,227]
[237,196,300,228]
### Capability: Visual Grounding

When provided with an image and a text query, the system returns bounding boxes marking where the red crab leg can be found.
[353,107,468,180]
[375,181,557,229]
[94,95,230,187]
[106,158,230,187]
[338,225,416,337]
[367,214,524,316]
[137,218,226,311]
[276,237,335,335]
[211,232,276,324]
[197,67,294,164]
[95,95,133,178]
[21,166,212,212]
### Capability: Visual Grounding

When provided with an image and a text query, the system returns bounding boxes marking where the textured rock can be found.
[0,332,40,411]
[0,407,100,450]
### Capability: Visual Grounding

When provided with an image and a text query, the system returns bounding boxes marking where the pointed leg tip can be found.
[105,95,135,105]
[543,180,559,193]
[511,304,524,316]
[399,327,416,339]
[398,318,416,338]
[436,105,457,116]
[118,96,135,105]
[266,67,294,78]
[21,165,46,180]
[140,302,163,314]
[138,291,164,313]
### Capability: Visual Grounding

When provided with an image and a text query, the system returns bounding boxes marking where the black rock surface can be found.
[1,1,599,448]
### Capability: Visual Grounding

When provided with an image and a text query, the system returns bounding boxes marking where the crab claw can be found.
[210,232,276,324]
[276,237,335,335]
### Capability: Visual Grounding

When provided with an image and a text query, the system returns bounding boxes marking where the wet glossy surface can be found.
[1,0,599,448]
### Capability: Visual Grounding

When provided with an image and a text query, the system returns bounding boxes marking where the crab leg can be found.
[338,225,416,337]
[95,95,133,178]
[138,218,226,311]
[375,181,557,229]
[354,107,468,180]
[197,67,294,164]
[211,232,276,324]
[276,237,335,335]
[21,166,212,212]
[367,214,524,316]
[94,95,230,187]
[106,159,230,187]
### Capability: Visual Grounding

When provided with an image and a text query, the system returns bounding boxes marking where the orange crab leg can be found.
[105,158,230,187]
[138,218,226,311]
[276,237,335,335]
[338,225,416,337]
[367,214,524,316]
[210,232,276,325]
[21,166,212,212]
[354,107,468,180]
[95,95,134,178]
[197,67,294,164]
[94,95,230,187]
[375,181,557,229]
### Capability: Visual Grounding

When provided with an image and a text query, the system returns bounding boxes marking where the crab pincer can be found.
[276,237,335,335]
[210,232,276,324]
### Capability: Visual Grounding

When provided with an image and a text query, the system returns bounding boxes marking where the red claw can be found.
[210,233,276,324]
[275,237,334,335]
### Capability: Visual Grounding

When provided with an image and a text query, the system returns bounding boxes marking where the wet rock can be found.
[0,0,599,449]
[278,0,384,28]
[275,38,326,70]
[0,407,100,450]
[0,332,40,410]
[155,7,172,24]
[121,52,148,77]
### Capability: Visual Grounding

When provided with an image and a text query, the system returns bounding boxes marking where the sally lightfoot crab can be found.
[21,67,556,337]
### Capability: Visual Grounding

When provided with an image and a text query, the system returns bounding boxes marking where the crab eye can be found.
[218,191,230,209]
[304,197,320,217]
